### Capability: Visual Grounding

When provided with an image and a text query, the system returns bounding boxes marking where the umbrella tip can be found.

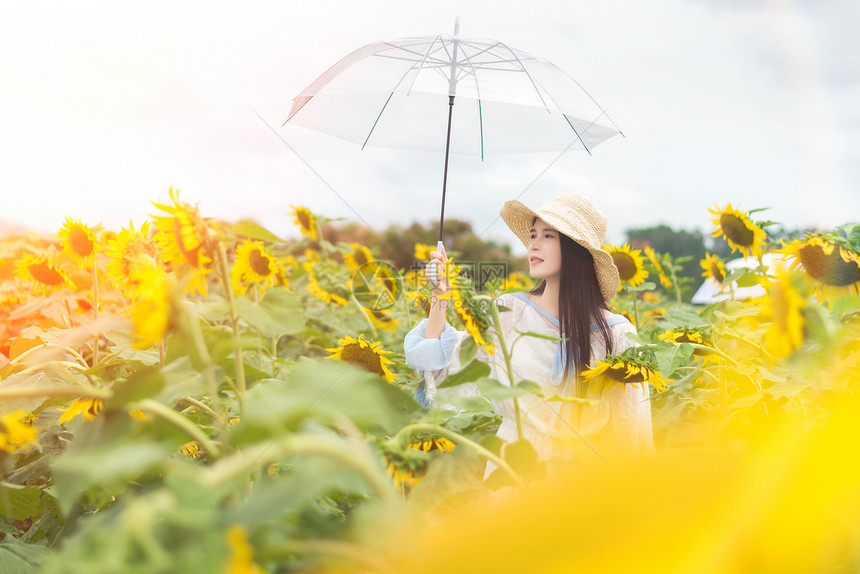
[453,16,460,36]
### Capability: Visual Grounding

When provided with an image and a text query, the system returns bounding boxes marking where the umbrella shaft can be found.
[439,95,455,244]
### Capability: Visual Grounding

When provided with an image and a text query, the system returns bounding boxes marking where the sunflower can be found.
[343,242,374,271]
[303,261,348,306]
[659,327,715,361]
[231,239,281,296]
[128,255,175,349]
[604,243,649,290]
[413,242,435,262]
[151,187,217,296]
[644,246,673,288]
[58,218,98,265]
[700,253,728,289]
[58,398,103,424]
[15,253,71,294]
[781,236,860,300]
[387,437,456,493]
[179,441,203,460]
[447,284,494,355]
[291,205,319,241]
[411,437,456,453]
[374,260,401,301]
[325,334,397,383]
[658,327,706,345]
[762,265,807,361]
[368,309,400,332]
[501,271,534,291]
[581,356,669,392]
[709,203,767,258]
[104,221,165,298]
[0,410,39,453]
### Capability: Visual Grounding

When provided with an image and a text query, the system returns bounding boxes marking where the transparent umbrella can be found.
[283,20,622,244]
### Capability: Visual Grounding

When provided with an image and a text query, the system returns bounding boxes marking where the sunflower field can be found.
[1,192,859,573]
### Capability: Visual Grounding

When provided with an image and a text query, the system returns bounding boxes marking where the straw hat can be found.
[500,193,620,301]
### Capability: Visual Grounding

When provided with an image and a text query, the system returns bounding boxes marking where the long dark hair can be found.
[531,230,613,396]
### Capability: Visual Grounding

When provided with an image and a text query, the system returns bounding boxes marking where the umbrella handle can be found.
[428,240,446,287]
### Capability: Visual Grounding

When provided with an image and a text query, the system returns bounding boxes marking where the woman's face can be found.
[528,218,562,281]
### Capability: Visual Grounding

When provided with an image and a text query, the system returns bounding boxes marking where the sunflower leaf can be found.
[626,282,657,292]
[233,289,305,337]
[654,342,694,378]
[476,377,541,400]
[544,394,605,406]
[437,359,490,389]
[230,221,285,243]
[513,329,563,342]
[747,207,772,215]
[503,439,545,482]
[105,365,165,409]
[0,483,41,521]
[458,336,477,365]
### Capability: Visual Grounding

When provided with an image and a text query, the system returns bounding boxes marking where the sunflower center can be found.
[353,249,368,266]
[69,227,94,257]
[248,249,272,276]
[799,244,860,287]
[340,343,385,377]
[29,261,64,285]
[611,252,637,281]
[710,262,725,283]
[297,211,311,230]
[719,214,754,247]
[607,363,646,384]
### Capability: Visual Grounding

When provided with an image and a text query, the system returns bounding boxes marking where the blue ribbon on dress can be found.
[511,293,566,386]
[511,292,630,387]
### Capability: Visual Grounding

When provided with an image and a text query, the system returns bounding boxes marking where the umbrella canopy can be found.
[285,33,621,157]
[283,23,622,243]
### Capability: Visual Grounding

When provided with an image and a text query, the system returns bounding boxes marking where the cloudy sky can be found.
[2,0,858,252]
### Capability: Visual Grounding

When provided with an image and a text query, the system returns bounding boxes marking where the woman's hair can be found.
[531,228,613,396]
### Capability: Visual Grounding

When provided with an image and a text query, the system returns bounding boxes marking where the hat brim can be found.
[500,199,620,302]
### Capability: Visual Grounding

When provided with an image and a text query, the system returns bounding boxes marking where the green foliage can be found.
[2,206,859,573]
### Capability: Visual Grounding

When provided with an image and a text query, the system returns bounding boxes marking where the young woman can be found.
[404,193,653,466]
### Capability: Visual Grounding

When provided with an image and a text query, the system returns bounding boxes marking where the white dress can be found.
[404,292,654,466]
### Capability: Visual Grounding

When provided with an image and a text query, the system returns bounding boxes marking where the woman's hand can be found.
[425,245,450,295]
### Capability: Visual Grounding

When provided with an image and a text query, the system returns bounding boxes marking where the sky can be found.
[1,0,858,254]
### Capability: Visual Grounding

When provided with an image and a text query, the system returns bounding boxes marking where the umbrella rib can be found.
[494,40,550,111]
[406,35,443,96]
[361,93,394,150]
[563,114,592,156]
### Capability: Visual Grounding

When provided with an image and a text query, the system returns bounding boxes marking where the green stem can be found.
[92,258,100,365]
[254,286,264,371]
[271,335,279,377]
[632,291,640,327]
[670,264,682,305]
[350,293,378,339]
[0,385,111,401]
[201,434,395,500]
[216,241,246,414]
[9,343,88,368]
[181,302,228,438]
[489,298,524,442]
[177,396,221,422]
[393,423,524,488]
[132,398,220,458]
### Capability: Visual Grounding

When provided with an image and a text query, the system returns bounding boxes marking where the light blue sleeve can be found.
[403,318,462,371]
